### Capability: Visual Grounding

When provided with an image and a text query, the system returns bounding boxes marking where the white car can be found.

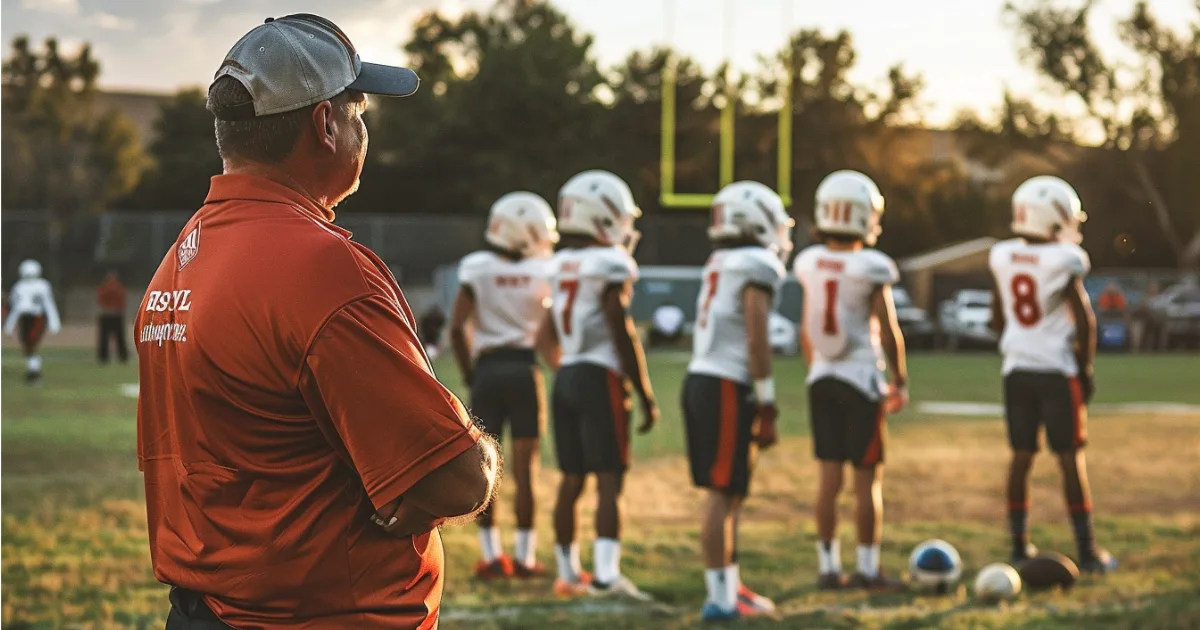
[938,289,997,350]
[769,312,800,356]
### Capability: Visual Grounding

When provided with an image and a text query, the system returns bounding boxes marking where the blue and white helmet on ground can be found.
[909,539,963,590]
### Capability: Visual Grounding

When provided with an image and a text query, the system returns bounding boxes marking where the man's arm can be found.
[448,286,476,385]
[375,432,501,535]
[601,281,658,433]
[42,284,61,334]
[534,307,561,369]
[1065,276,1097,402]
[989,275,1006,337]
[871,285,909,412]
[743,285,778,448]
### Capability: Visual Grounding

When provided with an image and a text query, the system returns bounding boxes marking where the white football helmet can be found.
[813,170,886,245]
[709,181,795,260]
[18,259,42,280]
[557,170,642,253]
[485,191,559,258]
[1011,175,1086,243]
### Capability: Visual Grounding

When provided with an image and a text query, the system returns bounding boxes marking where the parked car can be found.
[769,311,800,356]
[1148,284,1200,349]
[938,289,997,350]
[893,286,935,349]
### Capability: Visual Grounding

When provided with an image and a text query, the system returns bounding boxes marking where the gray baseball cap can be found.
[210,13,419,120]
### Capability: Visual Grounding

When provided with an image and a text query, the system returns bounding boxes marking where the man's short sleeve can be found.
[1064,244,1091,277]
[458,251,490,289]
[862,250,900,285]
[589,248,638,284]
[792,246,815,283]
[299,295,481,510]
[728,249,786,292]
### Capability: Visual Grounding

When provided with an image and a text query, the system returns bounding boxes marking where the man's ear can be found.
[311,101,337,154]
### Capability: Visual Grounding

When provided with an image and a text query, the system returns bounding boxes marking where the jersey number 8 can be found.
[1010,273,1041,326]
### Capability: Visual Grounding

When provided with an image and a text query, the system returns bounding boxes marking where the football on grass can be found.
[1018,552,1079,590]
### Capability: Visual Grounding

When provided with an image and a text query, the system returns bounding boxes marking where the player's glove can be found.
[884,384,909,414]
[753,404,779,449]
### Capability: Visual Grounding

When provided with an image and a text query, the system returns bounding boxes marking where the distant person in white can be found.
[4,259,62,384]
[650,302,685,345]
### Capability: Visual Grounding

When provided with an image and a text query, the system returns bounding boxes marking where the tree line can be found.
[2,0,1197,268]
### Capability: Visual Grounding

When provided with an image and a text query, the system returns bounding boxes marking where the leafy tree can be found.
[124,89,222,210]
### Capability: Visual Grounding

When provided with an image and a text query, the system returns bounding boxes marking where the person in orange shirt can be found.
[96,271,128,363]
[137,14,500,629]
[1097,282,1127,314]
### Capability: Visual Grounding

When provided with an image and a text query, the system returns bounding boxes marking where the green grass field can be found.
[3,348,1199,629]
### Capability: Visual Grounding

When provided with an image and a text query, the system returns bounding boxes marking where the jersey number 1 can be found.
[559,279,580,335]
[822,279,839,335]
[1010,273,1041,326]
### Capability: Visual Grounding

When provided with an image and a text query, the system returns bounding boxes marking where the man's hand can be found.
[373,497,443,538]
[884,384,909,414]
[638,396,659,434]
[753,404,779,449]
[1078,369,1095,404]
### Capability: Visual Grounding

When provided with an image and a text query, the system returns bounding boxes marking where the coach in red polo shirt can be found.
[136,14,500,629]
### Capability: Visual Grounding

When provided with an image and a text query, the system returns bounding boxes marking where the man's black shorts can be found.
[552,362,631,475]
[470,348,545,441]
[808,377,885,467]
[1003,370,1087,453]
[18,314,45,353]
[682,372,757,495]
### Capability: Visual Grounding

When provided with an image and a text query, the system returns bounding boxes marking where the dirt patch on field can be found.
[503,414,1200,532]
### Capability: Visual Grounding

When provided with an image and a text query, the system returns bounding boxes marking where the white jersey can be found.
[548,246,638,372]
[793,245,899,400]
[688,246,786,384]
[4,278,61,335]
[458,250,552,356]
[988,238,1090,376]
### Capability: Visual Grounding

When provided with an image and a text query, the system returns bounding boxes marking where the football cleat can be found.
[817,572,848,591]
[848,571,907,592]
[1079,549,1118,575]
[512,560,548,579]
[474,555,514,580]
[589,576,653,601]
[552,571,593,598]
[1010,542,1039,567]
[700,601,740,623]
[736,583,777,617]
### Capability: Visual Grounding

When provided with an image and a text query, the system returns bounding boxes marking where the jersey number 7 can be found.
[559,279,580,335]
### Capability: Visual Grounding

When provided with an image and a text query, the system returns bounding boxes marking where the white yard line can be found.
[918,401,1200,416]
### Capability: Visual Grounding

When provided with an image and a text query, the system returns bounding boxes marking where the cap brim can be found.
[348,62,419,97]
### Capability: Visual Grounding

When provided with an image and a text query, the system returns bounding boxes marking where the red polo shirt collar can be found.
[204,173,349,236]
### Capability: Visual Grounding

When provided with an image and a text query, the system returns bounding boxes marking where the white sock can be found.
[857,544,880,578]
[515,529,535,567]
[27,355,41,373]
[704,568,725,606]
[594,538,621,584]
[721,565,740,609]
[817,540,841,575]
[554,543,582,581]
[478,527,500,562]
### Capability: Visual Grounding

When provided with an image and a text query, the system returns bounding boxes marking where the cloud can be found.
[95,13,136,31]
[19,0,78,16]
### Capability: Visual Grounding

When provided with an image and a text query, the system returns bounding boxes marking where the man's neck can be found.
[224,161,334,219]
[826,240,864,252]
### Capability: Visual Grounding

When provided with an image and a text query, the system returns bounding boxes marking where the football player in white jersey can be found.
[450,192,560,580]
[683,181,792,621]
[4,259,62,385]
[987,175,1116,574]
[537,170,659,600]
[793,170,908,591]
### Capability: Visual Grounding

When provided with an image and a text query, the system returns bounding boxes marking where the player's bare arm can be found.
[743,284,778,448]
[601,281,659,433]
[377,432,502,536]
[535,307,562,369]
[1065,276,1097,402]
[989,275,1006,337]
[449,286,476,385]
[871,284,909,412]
